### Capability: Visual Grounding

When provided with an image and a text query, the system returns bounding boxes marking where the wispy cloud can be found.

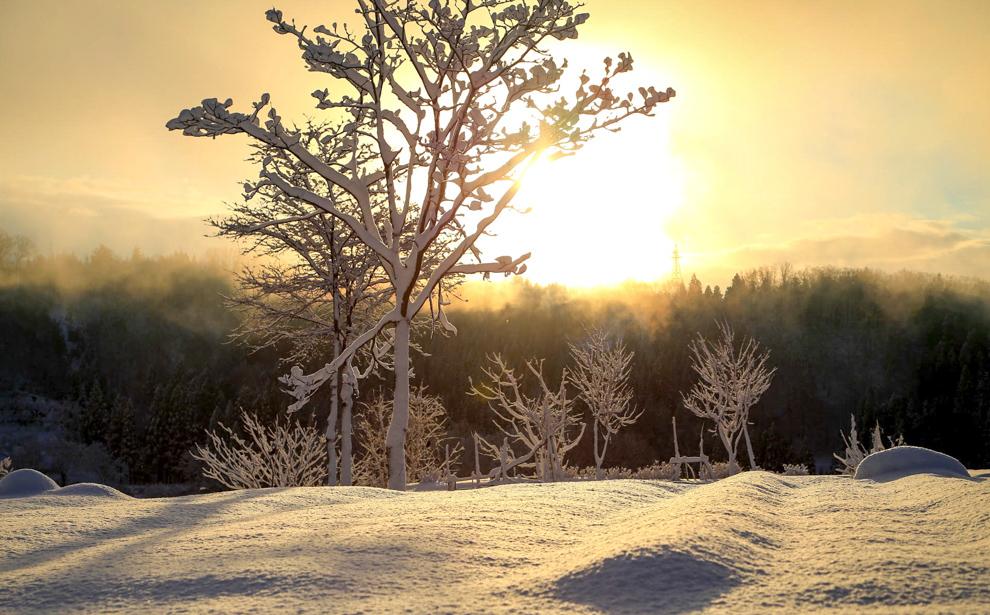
[689,213,990,283]
[0,176,222,257]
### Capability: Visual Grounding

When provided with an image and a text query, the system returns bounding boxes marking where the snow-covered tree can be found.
[215,131,394,487]
[353,388,462,488]
[681,322,775,472]
[568,329,641,479]
[167,1,674,490]
[191,410,327,489]
[471,354,584,481]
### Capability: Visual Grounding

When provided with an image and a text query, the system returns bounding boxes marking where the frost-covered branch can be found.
[569,328,641,479]
[354,388,462,488]
[471,354,584,481]
[190,410,327,489]
[681,322,775,472]
[834,415,904,475]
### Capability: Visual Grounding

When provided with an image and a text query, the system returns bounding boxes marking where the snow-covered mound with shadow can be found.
[48,483,131,499]
[1,472,987,613]
[855,446,970,481]
[0,469,59,498]
[0,470,130,500]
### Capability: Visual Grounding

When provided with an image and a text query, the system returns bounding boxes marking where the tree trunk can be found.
[593,421,604,480]
[742,423,757,470]
[326,362,339,487]
[327,232,341,487]
[340,362,355,486]
[718,426,738,473]
[386,318,411,490]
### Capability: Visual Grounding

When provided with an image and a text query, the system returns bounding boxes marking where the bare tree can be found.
[568,329,641,479]
[214,131,393,487]
[471,354,584,481]
[167,1,673,489]
[354,387,462,488]
[681,322,775,472]
[191,410,327,489]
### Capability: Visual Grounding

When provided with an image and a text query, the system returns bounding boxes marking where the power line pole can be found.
[670,243,683,287]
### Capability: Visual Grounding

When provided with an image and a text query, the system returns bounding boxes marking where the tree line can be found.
[1,236,989,486]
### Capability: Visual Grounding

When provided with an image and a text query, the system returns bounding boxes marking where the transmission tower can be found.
[669,244,683,286]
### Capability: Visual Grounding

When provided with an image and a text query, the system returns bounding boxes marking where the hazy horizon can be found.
[2,0,988,286]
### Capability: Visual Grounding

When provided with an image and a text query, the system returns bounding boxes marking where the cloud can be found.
[0,176,222,257]
[689,213,990,284]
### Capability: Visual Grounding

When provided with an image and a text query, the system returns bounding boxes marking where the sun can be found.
[487,111,685,287]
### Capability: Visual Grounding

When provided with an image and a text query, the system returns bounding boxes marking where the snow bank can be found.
[0,468,58,497]
[0,470,131,499]
[1,473,987,613]
[49,482,131,499]
[854,445,970,481]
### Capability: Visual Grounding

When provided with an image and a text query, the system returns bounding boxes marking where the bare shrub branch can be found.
[569,328,641,479]
[191,410,327,489]
[681,322,775,472]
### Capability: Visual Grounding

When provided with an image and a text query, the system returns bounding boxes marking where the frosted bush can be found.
[0,456,10,478]
[834,415,903,475]
[709,462,738,480]
[782,463,810,476]
[191,410,327,489]
[602,466,633,480]
[574,462,679,481]
[631,461,678,481]
[354,389,462,488]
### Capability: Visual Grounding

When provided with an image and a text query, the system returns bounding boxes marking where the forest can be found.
[2,230,989,488]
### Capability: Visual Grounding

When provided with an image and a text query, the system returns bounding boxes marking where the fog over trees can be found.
[2,238,989,488]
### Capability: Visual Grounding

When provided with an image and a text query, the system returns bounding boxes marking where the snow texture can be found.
[1,472,988,613]
[0,469,59,498]
[855,446,970,481]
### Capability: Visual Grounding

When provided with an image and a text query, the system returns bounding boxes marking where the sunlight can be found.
[491,109,685,287]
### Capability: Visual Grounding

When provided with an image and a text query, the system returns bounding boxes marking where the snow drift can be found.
[0,469,131,500]
[855,446,970,481]
[0,469,59,497]
[1,472,987,613]
[48,483,131,499]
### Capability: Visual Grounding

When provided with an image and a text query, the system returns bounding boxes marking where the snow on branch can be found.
[190,410,327,489]
[471,354,584,481]
[681,321,775,472]
[834,415,905,475]
[353,388,462,488]
[569,328,641,479]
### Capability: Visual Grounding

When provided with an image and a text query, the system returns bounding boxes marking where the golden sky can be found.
[1,0,988,286]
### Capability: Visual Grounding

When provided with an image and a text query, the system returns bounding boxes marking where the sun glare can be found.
[490,110,685,287]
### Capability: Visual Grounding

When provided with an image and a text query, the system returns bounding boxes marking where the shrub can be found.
[190,410,327,489]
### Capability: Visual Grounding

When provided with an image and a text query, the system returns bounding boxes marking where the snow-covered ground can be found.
[2,471,988,614]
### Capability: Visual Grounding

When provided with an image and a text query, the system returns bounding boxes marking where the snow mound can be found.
[51,482,131,499]
[1,474,988,613]
[551,547,740,613]
[0,468,59,497]
[855,446,969,481]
